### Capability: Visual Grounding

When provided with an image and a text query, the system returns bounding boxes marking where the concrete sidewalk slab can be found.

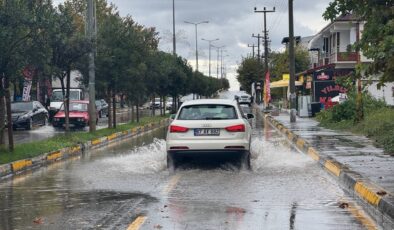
[265,113,394,229]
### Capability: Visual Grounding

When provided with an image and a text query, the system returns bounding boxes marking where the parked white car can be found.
[166,99,254,170]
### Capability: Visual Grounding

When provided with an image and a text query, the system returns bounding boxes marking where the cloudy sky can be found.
[54,0,333,89]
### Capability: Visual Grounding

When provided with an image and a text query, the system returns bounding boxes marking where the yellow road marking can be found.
[324,160,341,177]
[354,182,381,206]
[91,139,102,145]
[126,216,147,230]
[307,147,320,161]
[288,132,294,140]
[71,145,81,153]
[344,201,378,230]
[162,175,181,195]
[11,159,33,172]
[107,133,117,141]
[296,138,305,149]
[46,151,62,161]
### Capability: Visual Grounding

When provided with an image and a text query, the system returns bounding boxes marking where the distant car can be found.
[166,97,174,111]
[11,101,48,130]
[237,94,252,106]
[149,98,161,109]
[166,99,254,170]
[95,99,108,118]
[52,100,97,128]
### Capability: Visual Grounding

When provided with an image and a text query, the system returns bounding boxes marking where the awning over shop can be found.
[270,79,303,88]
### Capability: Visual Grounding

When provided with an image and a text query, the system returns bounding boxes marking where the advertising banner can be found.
[21,66,35,101]
[314,81,347,105]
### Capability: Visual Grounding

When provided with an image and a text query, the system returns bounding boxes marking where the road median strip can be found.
[0,117,170,180]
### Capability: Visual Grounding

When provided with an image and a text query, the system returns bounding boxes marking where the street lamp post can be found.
[201,38,219,77]
[172,0,176,55]
[184,20,209,71]
[220,49,227,78]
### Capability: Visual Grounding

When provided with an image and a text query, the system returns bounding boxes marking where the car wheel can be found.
[167,152,176,172]
[26,118,33,130]
[242,151,251,170]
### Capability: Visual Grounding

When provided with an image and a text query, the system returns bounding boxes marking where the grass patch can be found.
[0,116,168,164]
[316,106,394,154]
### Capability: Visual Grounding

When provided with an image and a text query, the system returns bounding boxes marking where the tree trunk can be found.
[131,103,135,122]
[160,95,163,116]
[163,96,166,116]
[0,79,5,146]
[65,70,71,132]
[136,98,140,123]
[107,88,113,128]
[151,96,155,117]
[112,91,116,128]
[4,77,14,151]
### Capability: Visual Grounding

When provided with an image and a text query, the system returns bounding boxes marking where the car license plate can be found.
[194,128,220,136]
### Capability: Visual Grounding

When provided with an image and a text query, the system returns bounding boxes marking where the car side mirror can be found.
[246,113,254,119]
[33,107,38,112]
[170,114,176,119]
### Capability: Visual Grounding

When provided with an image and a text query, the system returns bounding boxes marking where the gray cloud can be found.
[53,0,332,89]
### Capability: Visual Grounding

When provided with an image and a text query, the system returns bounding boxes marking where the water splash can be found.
[100,138,167,174]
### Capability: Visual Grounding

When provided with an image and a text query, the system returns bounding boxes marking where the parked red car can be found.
[52,100,97,128]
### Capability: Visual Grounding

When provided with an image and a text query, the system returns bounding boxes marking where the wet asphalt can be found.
[0,106,378,230]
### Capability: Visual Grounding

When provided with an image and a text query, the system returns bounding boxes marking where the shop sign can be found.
[314,81,347,105]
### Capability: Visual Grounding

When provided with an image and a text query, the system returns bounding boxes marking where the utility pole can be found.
[248,44,256,58]
[254,7,275,71]
[213,45,225,79]
[288,0,296,122]
[201,38,219,77]
[87,0,96,131]
[172,0,176,55]
[252,34,262,61]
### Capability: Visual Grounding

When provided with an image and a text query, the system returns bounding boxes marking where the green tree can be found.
[270,47,310,80]
[236,57,264,94]
[323,1,394,85]
[0,0,54,150]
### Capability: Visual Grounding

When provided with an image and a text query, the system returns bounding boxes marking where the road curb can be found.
[265,114,394,229]
[0,118,170,180]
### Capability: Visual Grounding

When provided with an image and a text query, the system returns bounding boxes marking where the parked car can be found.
[166,99,254,170]
[52,100,97,128]
[149,98,161,109]
[95,99,108,118]
[11,101,48,130]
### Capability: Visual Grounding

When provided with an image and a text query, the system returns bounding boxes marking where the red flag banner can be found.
[264,71,271,106]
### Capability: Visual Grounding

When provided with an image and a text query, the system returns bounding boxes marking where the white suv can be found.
[166,99,254,170]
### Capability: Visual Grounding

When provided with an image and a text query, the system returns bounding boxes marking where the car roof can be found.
[181,99,236,107]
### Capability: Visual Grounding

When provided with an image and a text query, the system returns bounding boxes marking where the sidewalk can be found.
[265,112,394,229]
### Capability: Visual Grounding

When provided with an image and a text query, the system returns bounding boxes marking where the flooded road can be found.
[0,109,376,229]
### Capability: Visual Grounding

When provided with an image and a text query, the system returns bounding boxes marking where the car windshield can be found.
[51,91,80,102]
[178,104,237,120]
[60,102,88,112]
[11,102,33,112]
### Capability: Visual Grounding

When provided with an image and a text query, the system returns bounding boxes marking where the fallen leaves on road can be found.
[154,224,163,229]
[33,217,43,224]
[377,191,387,196]
[339,202,349,209]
